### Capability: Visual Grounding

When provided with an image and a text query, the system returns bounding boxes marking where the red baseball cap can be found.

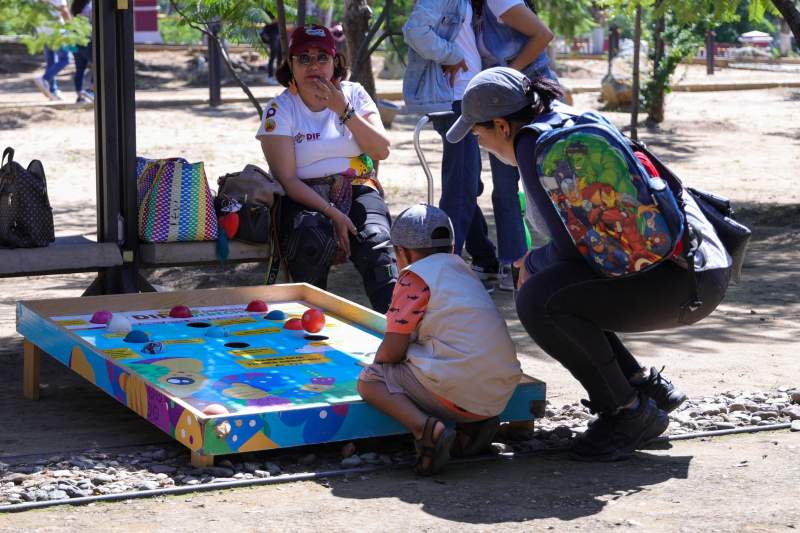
[289,24,336,57]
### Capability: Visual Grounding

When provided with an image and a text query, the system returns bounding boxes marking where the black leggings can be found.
[278,185,397,313]
[516,259,730,413]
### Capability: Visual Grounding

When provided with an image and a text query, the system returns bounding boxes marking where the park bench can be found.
[0,235,122,277]
[138,240,270,267]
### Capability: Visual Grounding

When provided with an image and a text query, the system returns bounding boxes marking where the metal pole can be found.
[412,115,434,205]
[87,0,143,295]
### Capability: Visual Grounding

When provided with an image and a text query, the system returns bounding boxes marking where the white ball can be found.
[106,314,133,333]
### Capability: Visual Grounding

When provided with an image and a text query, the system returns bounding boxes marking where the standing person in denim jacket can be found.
[476,0,557,290]
[403,0,500,286]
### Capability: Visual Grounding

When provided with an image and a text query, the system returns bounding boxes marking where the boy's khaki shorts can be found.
[359,362,486,425]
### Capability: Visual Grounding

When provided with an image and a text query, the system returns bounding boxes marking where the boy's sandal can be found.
[414,417,456,476]
[451,416,500,458]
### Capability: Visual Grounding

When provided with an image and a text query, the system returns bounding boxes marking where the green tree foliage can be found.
[169,0,278,116]
[0,0,91,54]
[713,1,778,43]
[537,0,597,40]
[604,0,775,124]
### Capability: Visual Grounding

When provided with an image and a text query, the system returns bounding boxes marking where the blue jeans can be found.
[489,154,527,264]
[74,42,92,94]
[43,46,71,92]
[431,100,497,266]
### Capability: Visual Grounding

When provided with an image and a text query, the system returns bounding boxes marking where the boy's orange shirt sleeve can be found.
[385,271,430,335]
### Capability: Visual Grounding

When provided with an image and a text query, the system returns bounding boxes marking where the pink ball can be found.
[90,310,113,324]
[202,403,230,416]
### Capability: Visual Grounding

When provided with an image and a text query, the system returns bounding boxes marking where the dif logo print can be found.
[294,132,321,144]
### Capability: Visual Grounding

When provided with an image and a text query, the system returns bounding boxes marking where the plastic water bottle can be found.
[518,190,533,250]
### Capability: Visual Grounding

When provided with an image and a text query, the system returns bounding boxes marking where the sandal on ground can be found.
[451,416,500,457]
[414,417,456,476]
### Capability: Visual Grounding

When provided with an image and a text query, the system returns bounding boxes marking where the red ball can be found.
[169,305,192,318]
[283,317,304,330]
[246,299,268,313]
[301,309,326,333]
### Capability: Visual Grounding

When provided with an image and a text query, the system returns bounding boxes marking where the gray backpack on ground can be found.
[0,147,55,248]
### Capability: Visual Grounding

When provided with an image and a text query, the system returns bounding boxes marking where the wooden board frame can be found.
[17,283,545,466]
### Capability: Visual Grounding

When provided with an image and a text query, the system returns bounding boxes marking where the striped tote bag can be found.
[136,157,218,242]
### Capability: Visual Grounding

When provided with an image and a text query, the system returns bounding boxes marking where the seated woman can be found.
[257,25,397,312]
[447,67,732,461]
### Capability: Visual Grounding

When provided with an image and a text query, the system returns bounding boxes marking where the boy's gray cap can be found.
[373,204,454,250]
[446,66,538,143]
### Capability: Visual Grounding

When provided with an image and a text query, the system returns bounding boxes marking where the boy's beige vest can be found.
[405,253,522,416]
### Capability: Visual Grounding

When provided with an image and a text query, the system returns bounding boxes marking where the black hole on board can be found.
[304,335,329,341]
[224,342,250,348]
[187,322,211,328]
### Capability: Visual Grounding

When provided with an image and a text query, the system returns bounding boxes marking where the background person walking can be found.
[33,0,73,101]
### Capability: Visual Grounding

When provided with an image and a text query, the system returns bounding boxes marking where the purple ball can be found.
[90,310,113,324]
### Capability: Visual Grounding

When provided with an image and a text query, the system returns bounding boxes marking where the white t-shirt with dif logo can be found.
[255,81,379,180]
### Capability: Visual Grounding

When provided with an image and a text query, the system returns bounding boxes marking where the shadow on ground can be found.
[328,451,691,525]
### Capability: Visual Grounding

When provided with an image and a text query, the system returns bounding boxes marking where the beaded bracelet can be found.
[339,103,355,126]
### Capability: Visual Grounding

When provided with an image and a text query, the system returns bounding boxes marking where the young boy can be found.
[358,204,522,475]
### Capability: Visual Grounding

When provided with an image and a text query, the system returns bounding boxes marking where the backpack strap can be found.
[630,139,703,311]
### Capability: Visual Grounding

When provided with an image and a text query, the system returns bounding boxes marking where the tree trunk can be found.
[212,31,263,118]
[208,21,222,107]
[646,10,666,125]
[630,5,642,141]
[276,0,289,59]
[323,4,334,27]
[343,0,376,99]
[772,0,800,45]
[297,0,307,28]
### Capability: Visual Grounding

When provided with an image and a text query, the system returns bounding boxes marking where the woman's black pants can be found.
[515,259,730,413]
[278,185,397,313]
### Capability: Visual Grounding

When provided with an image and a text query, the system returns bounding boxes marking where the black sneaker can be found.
[631,366,687,413]
[570,395,669,462]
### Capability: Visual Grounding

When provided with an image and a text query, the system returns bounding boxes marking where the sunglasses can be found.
[293,52,331,65]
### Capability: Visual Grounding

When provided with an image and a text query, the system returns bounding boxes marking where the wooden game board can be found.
[17,284,546,466]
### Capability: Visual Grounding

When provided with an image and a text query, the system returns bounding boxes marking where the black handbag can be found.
[0,147,55,248]
[235,203,272,244]
[686,187,751,284]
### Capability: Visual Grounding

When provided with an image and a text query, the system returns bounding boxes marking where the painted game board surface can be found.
[18,285,545,459]
[53,302,379,415]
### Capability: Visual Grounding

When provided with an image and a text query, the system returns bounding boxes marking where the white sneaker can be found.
[471,262,500,281]
[497,263,515,292]
[266,76,279,86]
[49,89,64,101]
[33,77,52,99]
[481,279,496,294]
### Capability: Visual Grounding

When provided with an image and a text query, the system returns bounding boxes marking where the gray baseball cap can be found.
[373,204,454,250]
[446,67,538,143]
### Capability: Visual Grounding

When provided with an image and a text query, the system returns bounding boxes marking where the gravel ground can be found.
[3,387,798,506]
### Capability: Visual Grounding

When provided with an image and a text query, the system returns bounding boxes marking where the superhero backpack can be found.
[523,107,685,277]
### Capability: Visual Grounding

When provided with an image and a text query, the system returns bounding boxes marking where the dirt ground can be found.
[1,56,799,530]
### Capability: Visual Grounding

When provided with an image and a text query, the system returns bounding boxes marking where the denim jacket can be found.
[480,2,550,78]
[402,0,471,114]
